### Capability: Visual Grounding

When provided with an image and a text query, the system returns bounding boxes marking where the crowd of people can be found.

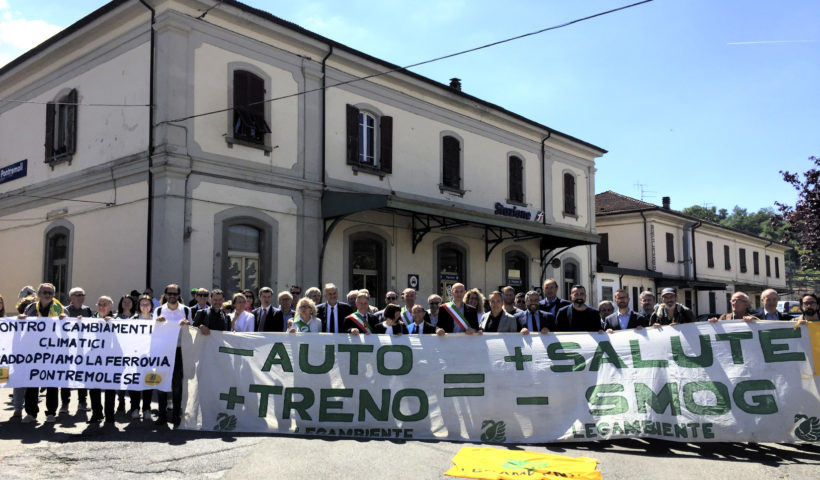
[3,279,817,429]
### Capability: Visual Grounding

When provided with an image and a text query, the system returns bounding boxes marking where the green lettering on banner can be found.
[589,341,627,371]
[703,423,715,439]
[392,388,428,421]
[249,384,283,417]
[547,342,585,372]
[261,343,293,372]
[338,344,374,375]
[283,387,314,420]
[733,380,778,414]
[682,381,730,415]
[671,335,713,367]
[359,389,391,421]
[586,384,628,416]
[673,423,688,438]
[319,388,354,422]
[714,331,753,364]
[629,340,668,368]
[300,344,334,374]
[635,382,680,415]
[759,327,806,363]
[219,387,245,409]
[377,345,412,375]
[598,422,610,435]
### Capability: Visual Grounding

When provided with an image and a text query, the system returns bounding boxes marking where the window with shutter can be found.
[442,135,461,190]
[665,233,675,263]
[753,251,759,275]
[724,245,731,270]
[707,241,714,268]
[563,173,576,215]
[344,104,392,175]
[739,248,747,273]
[232,70,270,146]
[45,89,78,165]
[509,155,523,204]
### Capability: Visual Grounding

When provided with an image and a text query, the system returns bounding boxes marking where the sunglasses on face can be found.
[196,293,208,297]
[165,292,180,296]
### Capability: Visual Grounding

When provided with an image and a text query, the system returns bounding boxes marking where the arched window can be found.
[563,172,576,216]
[226,225,261,294]
[508,155,524,204]
[44,226,71,303]
[504,250,529,293]
[437,242,466,297]
[563,260,579,300]
[350,233,386,302]
[441,135,462,191]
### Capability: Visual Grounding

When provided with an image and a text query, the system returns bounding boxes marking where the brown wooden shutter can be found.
[346,104,359,165]
[66,89,78,155]
[509,156,523,203]
[666,233,675,262]
[379,115,392,173]
[597,233,609,262]
[563,173,575,215]
[45,101,56,161]
[442,136,460,188]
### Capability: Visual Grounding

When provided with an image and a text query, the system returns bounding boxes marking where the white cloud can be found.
[0,17,62,50]
[0,0,9,11]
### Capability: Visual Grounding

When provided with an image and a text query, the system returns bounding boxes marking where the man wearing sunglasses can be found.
[20,283,64,423]
[190,288,210,317]
[153,284,191,428]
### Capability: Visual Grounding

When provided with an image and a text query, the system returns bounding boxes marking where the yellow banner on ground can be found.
[444,447,601,480]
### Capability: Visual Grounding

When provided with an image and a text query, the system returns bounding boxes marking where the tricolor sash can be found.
[345,311,371,333]
[441,302,469,331]
[400,307,413,324]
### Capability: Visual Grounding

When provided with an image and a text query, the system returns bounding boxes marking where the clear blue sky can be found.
[2,0,818,212]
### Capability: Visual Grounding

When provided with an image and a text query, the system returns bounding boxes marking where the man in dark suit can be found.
[604,288,648,331]
[253,286,282,332]
[190,288,211,317]
[516,290,556,333]
[318,283,354,333]
[555,285,602,332]
[404,304,437,334]
[193,289,231,333]
[756,289,792,320]
[270,291,294,332]
[436,283,479,334]
[342,291,379,334]
[538,279,570,317]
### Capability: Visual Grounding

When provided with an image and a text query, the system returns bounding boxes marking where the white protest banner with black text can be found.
[0,317,178,391]
[179,322,820,443]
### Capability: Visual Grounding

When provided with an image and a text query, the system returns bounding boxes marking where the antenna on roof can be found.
[633,182,656,202]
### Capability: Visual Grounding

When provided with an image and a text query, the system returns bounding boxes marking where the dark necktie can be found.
[330,307,336,333]
[415,324,421,334]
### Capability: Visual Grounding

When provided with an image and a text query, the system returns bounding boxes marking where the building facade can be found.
[0,0,604,306]
[594,191,790,315]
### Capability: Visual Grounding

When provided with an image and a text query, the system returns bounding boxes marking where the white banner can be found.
[0,317,178,391]
[179,322,820,443]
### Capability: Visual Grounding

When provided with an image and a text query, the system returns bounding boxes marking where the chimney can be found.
[662,196,671,210]
[449,78,462,91]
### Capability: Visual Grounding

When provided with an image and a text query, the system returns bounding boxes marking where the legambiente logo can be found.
[480,419,506,443]
[793,414,820,442]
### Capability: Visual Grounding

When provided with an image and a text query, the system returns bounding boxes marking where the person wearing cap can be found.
[650,288,695,325]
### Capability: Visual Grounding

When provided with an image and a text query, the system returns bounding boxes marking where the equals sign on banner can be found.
[443,374,485,397]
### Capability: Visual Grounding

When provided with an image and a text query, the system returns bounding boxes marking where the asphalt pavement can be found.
[2,388,818,479]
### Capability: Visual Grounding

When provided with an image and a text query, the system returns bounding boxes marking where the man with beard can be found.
[501,286,522,315]
[555,285,603,332]
[605,289,647,331]
[649,288,695,326]
[794,294,819,325]
[638,290,657,321]
[153,283,191,427]
[515,290,555,334]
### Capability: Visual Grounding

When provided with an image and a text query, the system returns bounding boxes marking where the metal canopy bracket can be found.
[412,213,468,253]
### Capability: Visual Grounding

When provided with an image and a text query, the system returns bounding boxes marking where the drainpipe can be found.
[138,0,155,289]
[682,221,701,280]
[317,45,333,285]
[639,211,650,271]
[540,131,551,224]
[686,220,702,314]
